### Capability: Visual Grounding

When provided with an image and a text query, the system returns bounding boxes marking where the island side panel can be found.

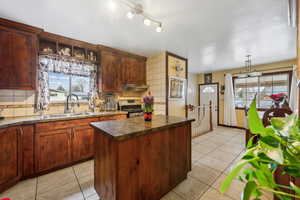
[117,136,141,200]
[169,124,189,189]
[187,122,192,171]
[94,130,118,200]
[138,129,171,200]
[116,123,191,200]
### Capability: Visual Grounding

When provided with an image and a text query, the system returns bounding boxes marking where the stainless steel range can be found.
[118,98,143,118]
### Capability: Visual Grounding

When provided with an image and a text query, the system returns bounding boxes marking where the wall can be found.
[187,73,199,110]
[146,52,167,115]
[197,59,296,128]
[167,54,187,117]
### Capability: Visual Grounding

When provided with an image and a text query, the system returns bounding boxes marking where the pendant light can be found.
[237,55,262,78]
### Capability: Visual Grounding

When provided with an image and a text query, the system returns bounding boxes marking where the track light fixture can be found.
[120,0,163,32]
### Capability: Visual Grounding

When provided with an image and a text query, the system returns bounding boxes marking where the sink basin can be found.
[42,112,96,119]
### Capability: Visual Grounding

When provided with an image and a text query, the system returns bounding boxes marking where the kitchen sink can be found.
[42,112,95,119]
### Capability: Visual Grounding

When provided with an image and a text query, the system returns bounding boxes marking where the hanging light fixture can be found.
[288,0,297,28]
[118,0,163,32]
[237,55,262,78]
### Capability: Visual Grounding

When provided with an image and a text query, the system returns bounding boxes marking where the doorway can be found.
[199,83,219,127]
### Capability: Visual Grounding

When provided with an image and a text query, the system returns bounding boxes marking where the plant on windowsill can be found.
[221,99,300,200]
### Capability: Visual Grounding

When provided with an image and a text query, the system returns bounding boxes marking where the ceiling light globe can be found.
[143,18,151,26]
[127,11,135,19]
[156,26,162,32]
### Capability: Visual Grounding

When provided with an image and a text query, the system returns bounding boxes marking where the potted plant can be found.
[143,91,154,121]
[221,99,300,200]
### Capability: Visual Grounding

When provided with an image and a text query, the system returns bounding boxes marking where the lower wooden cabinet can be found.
[0,126,22,192]
[35,115,126,173]
[21,125,35,177]
[0,114,126,192]
[36,129,72,173]
[72,126,94,161]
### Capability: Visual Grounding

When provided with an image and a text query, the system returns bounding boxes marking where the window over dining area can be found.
[233,72,291,109]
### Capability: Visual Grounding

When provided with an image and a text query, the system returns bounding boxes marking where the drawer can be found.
[36,117,99,132]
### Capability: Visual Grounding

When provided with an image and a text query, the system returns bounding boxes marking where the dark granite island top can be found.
[90,114,195,141]
[91,115,194,200]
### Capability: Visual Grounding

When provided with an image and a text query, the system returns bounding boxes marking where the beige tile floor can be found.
[0,126,255,200]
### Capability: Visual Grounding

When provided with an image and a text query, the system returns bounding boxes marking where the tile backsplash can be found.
[0,90,36,117]
[0,90,91,118]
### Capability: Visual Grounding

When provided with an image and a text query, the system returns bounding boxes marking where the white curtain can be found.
[224,73,237,126]
[289,65,298,112]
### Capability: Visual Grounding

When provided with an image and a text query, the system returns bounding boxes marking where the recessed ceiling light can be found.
[143,18,151,26]
[126,11,135,19]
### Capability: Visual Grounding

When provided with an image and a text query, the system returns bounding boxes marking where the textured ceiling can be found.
[0,0,297,73]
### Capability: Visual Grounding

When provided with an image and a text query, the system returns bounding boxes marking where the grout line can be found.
[72,166,86,200]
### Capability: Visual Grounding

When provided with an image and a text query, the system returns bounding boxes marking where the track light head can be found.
[143,18,151,26]
[126,11,135,19]
[156,24,162,32]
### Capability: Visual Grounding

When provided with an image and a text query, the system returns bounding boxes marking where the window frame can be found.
[48,72,92,103]
[233,70,292,111]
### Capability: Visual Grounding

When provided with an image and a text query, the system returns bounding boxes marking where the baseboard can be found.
[218,124,246,130]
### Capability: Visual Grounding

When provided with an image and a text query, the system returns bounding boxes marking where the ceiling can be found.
[0,0,297,73]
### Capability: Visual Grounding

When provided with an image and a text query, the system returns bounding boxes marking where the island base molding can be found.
[94,123,192,200]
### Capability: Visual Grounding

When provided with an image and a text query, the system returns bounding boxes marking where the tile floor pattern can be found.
[0,127,269,200]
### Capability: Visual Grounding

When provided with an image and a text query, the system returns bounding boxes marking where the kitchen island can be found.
[91,115,194,200]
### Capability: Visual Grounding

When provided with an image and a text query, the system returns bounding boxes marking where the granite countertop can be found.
[0,111,128,129]
[90,115,195,141]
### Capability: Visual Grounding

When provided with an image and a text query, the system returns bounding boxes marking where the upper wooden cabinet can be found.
[100,51,123,92]
[0,23,39,90]
[121,57,146,85]
[100,51,147,93]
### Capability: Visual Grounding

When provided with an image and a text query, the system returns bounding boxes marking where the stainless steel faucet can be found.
[65,93,80,113]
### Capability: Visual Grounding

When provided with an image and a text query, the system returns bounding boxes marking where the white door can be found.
[199,84,218,127]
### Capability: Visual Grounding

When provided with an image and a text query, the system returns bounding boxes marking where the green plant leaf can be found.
[265,147,284,164]
[247,99,266,136]
[283,166,300,178]
[290,182,300,196]
[255,170,269,187]
[247,136,256,149]
[281,114,297,137]
[260,136,280,148]
[270,118,285,131]
[243,181,257,200]
[220,160,250,193]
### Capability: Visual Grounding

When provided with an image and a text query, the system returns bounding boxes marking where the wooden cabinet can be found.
[21,125,35,177]
[169,125,189,188]
[94,122,192,200]
[101,51,122,92]
[35,115,126,173]
[121,57,146,85]
[100,50,147,92]
[0,25,37,90]
[72,126,94,161]
[35,128,72,173]
[0,126,22,192]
